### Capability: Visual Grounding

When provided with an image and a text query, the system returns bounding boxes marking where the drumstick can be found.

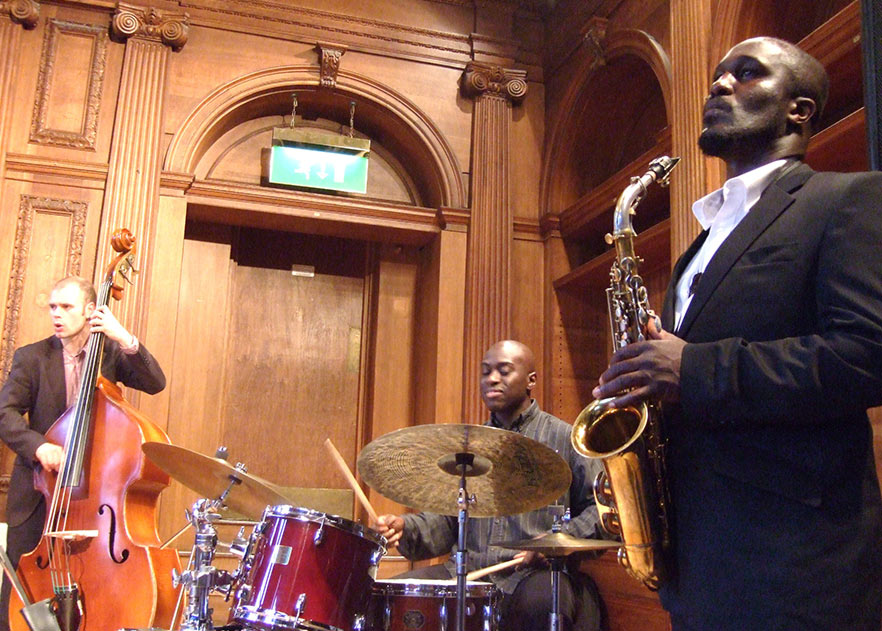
[466,558,523,581]
[324,438,379,523]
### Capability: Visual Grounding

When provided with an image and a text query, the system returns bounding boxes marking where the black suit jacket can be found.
[657,163,882,631]
[0,335,165,528]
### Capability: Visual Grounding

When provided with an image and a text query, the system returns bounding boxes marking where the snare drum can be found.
[231,505,386,631]
[367,579,500,631]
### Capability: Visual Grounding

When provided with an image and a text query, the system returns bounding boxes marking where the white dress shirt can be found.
[673,159,789,330]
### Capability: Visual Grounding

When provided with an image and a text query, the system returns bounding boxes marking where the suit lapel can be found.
[676,163,814,337]
[662,230,708,331]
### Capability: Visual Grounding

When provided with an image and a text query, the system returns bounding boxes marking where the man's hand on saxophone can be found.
[592,319,686,409]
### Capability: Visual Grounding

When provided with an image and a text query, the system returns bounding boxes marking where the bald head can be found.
[480,340,537,427]
[733,37,829,129]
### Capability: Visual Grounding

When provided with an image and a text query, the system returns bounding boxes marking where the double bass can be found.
[9,229,182,630]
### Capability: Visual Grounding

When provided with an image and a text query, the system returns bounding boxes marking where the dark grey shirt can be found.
[397,400,605,593]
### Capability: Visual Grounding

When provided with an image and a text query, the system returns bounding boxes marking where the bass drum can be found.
[230,505,386,631]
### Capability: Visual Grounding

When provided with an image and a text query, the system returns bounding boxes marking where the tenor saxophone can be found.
[570,155,680,590]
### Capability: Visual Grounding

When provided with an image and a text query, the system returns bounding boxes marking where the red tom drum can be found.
[231,505,386,631]
[367,579,500,631]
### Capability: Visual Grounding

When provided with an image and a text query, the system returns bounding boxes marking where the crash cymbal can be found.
[356,424,571,518]
[494,532,620,556]
[142,442,289,520]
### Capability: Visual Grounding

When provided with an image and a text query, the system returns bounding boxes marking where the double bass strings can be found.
[43,274,113,595]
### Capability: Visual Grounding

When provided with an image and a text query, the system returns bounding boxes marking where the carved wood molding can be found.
[0,0,39,29]
[30,19,107,150]
[179,0,470,64]
[316,42,346,89]
[5,152,109,182]
[1,195,87,378]
[436,206,470,231]
[111,2,189,51]
[460,61,527,103]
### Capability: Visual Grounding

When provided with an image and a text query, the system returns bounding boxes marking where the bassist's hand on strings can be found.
[89,305,137,349]
[34,442,63,472]
[593,318,686,409]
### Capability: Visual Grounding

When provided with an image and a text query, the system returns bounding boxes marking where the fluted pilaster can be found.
[97,4,187,334]
[669,0,712,258]
[460,62,527,422]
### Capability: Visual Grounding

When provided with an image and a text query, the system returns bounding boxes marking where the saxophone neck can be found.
[611,156,681,242]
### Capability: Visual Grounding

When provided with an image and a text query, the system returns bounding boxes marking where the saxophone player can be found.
[592,38,882,631]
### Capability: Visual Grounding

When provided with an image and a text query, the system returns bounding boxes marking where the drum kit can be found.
[137,424,619,631]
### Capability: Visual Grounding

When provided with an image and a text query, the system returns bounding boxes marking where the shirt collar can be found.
[691,159,789,230]
[489,399,539,432]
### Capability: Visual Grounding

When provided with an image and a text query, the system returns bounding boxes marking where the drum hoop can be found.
[374,580,497,598]
[264,504,386,548]
[234,604,343,631]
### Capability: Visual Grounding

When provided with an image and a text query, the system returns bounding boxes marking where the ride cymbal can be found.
[494,532,620,556]
[356,424,571,518]
[142,442,289,520]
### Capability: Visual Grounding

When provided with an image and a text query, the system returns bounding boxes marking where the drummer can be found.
[374,340,606,631]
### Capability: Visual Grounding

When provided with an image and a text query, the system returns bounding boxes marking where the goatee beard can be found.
[698,121,781,159]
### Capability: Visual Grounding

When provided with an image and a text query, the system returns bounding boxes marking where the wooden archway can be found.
[164,65,465,209]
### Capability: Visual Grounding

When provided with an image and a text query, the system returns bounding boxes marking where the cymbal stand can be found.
[547,510,570,631]
[175,470,243,631]
[454,453,476,631]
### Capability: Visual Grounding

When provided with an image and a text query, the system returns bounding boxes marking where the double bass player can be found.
[0,275,165,631]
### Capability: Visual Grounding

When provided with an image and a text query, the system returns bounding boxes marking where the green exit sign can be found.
[267,145,369,194]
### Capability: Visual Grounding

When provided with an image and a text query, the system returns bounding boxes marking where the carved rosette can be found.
[460,62,527,103]
[1,0,39,28]
[111,3,189,51]
[316,42,346,89]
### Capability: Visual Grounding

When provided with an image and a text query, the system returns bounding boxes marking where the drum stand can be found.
[174,471,245,631]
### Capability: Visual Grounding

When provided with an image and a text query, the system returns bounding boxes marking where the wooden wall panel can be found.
[220,229,366,488]
[30,19,108,150]
[7,5,123,164]
[159,224,233,541]
[363,244,419,520]
[512,234,548,402]
[412,229,467,427]
[0,179,104,375]
[138,193,188,428]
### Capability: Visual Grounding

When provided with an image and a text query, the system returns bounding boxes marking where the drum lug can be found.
[313,519,325,546]
[293,592,306,624]
[352,613,366,631]
[440,599,447,630]
[384,600,392,631]
[370,548,384,566]
[483,604,493,631]
[229,526,249,559]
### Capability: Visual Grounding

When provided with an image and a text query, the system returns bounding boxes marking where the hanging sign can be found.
[266,128,370,194]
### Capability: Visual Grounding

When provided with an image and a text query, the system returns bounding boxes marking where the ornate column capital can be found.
[460,62,527,103]
[112,3,189,51]
[315,42,346,89]
[1,0,40,29]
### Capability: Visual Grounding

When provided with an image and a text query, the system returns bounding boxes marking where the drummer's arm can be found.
[389,512,457,561]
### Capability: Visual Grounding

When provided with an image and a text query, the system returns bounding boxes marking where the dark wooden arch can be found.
[540,28,672,215]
